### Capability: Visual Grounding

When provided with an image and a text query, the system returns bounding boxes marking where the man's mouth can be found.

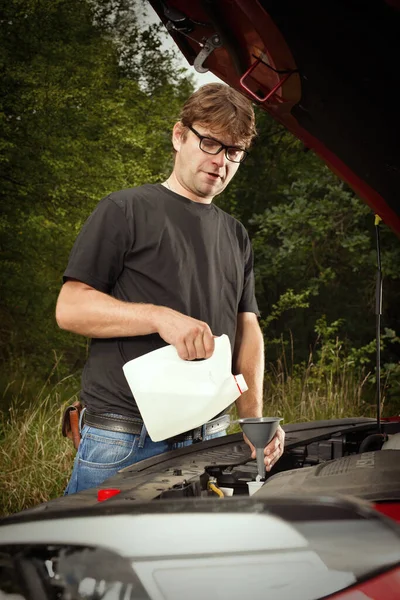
[205,172,221,180]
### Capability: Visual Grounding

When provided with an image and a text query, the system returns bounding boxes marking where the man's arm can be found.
[233,312,285,471]
[55,280,214,360]
[233,312,264,419]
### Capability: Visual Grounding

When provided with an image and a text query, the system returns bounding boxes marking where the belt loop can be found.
[138,423,147,448]
[79,407,86,433]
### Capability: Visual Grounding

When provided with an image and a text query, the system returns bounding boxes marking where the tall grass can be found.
[262,350,374,423]
[0,334,383,516]
[0,368,78,517]
[262,329,379,422]
[229,333,377,432]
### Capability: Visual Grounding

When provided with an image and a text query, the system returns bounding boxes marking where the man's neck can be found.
[162,175,213,205]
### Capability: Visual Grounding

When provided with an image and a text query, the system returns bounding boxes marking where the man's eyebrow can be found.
[202,130,244,149]
[200,130,225,144]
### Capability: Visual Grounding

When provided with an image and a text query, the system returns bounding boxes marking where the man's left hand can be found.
[243,425,285,472]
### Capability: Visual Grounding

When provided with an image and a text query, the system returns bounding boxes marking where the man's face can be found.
[172,121,243,203]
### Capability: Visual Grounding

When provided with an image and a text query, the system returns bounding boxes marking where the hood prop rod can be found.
[375,215,383,433]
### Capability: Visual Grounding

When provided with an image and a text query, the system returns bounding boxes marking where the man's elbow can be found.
[55,285,79,332]
[56,280,90,332]
[55,298,71,331]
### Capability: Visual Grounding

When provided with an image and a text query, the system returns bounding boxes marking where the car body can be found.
[1,418,400,599]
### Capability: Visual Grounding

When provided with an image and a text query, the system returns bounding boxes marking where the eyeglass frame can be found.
[187,125,249,163]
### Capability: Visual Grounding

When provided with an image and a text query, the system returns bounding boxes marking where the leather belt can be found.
[84,411,143,434]
[84,410,230,442]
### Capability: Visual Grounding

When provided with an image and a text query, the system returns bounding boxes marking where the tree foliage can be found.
[0,0,193,375]
[1,2,399,411]
[217,109,400,386]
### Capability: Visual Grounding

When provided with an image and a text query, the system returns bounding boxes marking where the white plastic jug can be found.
[122,334,248,441]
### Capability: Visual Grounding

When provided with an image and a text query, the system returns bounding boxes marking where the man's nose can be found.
[211,149,227,167]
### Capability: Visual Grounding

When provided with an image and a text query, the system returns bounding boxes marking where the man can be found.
[56,83,285,494]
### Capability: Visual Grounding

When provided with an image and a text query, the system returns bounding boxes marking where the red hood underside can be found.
[150,0,400,236]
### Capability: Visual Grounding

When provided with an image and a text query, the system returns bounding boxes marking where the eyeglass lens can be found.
[200,138,245,162]
[189,126,246,163]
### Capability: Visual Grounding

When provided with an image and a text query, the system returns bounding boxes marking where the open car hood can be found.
[149,0,400,236]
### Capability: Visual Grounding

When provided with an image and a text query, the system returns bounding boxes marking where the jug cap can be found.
[234,374,248,394]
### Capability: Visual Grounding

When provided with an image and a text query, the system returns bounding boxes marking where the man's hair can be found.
[179,83,257,148]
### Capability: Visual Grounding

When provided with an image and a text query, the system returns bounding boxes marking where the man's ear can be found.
[172,122,185,152]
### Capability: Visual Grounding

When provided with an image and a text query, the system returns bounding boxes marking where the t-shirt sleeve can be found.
[63,196,131,293]
[238,231,260,317]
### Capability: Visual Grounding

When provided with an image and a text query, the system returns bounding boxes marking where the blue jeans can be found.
[65,423,226,495]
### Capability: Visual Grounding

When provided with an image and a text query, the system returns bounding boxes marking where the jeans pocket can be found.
[78,427,138,469]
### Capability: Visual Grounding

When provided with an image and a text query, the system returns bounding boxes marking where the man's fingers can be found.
[184,327,213,360]
[184,338,198,361]
[264,437,280,456]
[276,425,285,445]
[176,340,189,360]
[264,448,281,469]
[158,309,215,359]
[245,427,285,469]
[243,433,256,458]
[264,426,285,470]
[264,426,285,455]
[203,330,215,358]
[193,333,207,359]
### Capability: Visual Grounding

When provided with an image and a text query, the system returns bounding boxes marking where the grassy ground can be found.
[0,350,381,517]
[0,372,79,517]
[229,356,376,432]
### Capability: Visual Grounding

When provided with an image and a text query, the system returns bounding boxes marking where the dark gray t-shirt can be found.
[64,184,259,418]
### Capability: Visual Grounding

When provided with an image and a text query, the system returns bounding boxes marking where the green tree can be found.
[217,109,400,374]
[0,0,193,378]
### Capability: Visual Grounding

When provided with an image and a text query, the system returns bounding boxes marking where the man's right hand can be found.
[155,307,215,360]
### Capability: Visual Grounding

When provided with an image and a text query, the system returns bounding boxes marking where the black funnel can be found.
[239,417,283,480]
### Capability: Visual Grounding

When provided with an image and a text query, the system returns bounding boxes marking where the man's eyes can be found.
[202,138,220,149]
[202,138,240,153]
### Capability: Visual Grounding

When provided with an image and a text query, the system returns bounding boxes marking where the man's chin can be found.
[197,179,224,198]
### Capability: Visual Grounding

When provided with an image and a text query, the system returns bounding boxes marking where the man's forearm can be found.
[56,282,161,338]
[233,315,284,469]
[233,315,264,418]
[56,281,216,361]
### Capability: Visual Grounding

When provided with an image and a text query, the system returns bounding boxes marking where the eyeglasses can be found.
[188,125,249,163]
